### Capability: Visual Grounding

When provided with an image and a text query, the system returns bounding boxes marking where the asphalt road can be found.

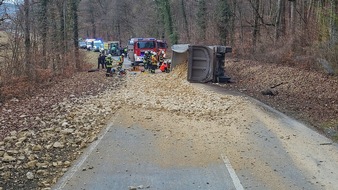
[53,105,338,190]
[54,123,240,190]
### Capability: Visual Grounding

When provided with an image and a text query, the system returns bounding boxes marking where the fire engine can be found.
[127,38,167,65]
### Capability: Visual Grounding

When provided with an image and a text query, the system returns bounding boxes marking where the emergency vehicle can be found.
[127,38,167,65]
[92,40,104,52]
[104,41,121,55]
[85,39,95,50]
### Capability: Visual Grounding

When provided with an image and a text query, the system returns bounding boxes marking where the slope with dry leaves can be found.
[222,59,338,140]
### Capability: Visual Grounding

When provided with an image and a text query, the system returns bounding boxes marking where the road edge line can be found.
[221,153,244,190]
[53,114,119,190]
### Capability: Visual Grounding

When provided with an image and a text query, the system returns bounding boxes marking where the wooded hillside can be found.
[79,0,338,60]
[0,0,338,101]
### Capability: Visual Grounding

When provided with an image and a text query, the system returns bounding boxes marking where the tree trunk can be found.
[281,0,286,36]
[89,1,96,38]
[275,0,282,42]
[181,0,190,42]
[24,0,33,79]
[71,0,80,69]
[40,0,48,69]
[290,0,296,36]
[237,2,244,47]
[252,0,260,51]
[306,0,314,21]
[155,0,177,44]
[330,0,338,47]
[50,2,59,73]
[230,0,237,46]
[217,0,231,46]
[164,0,177,44]
[58,0,67,68]
[197,0,207,41]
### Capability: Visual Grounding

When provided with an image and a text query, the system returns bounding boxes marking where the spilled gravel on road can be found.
[0,63,249,189]
[109,63,338,189]
[1,63,338,189]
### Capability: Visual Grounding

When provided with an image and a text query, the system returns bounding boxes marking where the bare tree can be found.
[181,0,190,42]
[71,0,80,69]
[252,0,260,50]
[290,0,296,37]
[329,0,338,47]
[39,0,48,69]
[275,0,283,42]
[230,0,237,46]
[217,0,232,45]
[155,0,177,44]
[197,0,207,41]
[24,0,33,79]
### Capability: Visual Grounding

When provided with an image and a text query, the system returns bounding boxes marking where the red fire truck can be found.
[127,38,167,65]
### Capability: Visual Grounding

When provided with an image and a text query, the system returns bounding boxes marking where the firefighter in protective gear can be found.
[116,54,125,75]
[118,54,124,67]
[150,51,158,73]
[158,50,165,68]
[105,54,113,76]
[124,47,128,55]
[143,51,151,70]
[160,61,169,73]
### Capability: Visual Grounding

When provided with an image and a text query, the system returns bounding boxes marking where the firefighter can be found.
[160,61,168,73]
[117,53,124,70]
[119,46,123,55]
[158,50,165,68]
[124,46,128,55]
[100,53,106,69]
[97,53,102,69]
[105,54,113,76]
[150,51,158,73]
[143,51,151,70]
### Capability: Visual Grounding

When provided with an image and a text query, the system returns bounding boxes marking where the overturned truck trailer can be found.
[171,44,232,83]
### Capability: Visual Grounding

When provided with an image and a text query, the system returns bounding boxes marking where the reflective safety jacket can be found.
[143,53,151,64]
[159,54,164,62]
[105,57,113,68]
[118,56,124,66]
[151,55,157,65]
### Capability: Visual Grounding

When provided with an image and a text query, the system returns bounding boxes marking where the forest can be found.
[0,0,338,101]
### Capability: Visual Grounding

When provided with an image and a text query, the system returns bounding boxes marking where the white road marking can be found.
[53,115,118,190]
[221,153,244,190]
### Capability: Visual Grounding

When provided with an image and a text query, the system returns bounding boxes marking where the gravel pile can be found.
[0,63,246,189]
[114,63,245,121]
[0,72,126,189]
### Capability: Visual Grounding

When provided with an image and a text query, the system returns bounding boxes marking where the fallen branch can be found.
[88,69,99,72]
[320,142,332,146]
[270,82,287,89]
